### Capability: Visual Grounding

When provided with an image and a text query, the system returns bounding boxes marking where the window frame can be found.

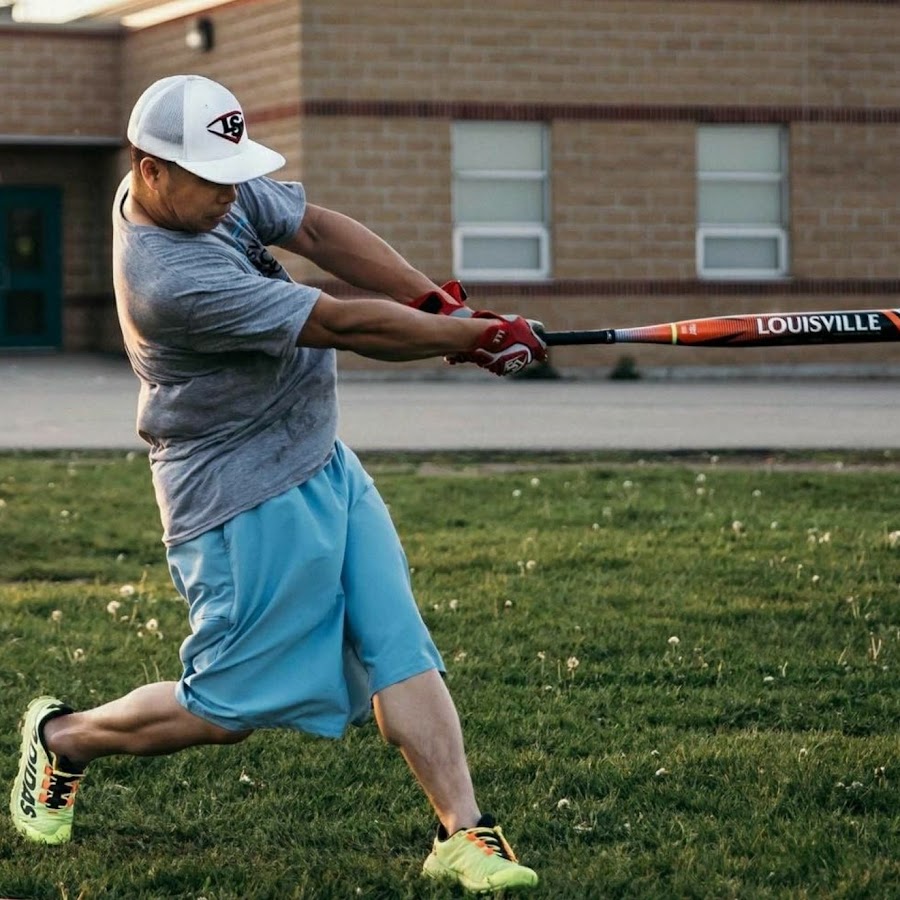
[451,123,551,281]
[696,126,790,281]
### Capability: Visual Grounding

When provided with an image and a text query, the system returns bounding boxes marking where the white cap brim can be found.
[176,139,286,185]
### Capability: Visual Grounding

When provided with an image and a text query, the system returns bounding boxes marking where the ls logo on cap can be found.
[207,109,245,144]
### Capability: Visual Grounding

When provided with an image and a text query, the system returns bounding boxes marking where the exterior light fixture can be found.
[185,17,214,52]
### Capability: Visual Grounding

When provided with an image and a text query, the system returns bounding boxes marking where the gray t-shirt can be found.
[112,175,337,546]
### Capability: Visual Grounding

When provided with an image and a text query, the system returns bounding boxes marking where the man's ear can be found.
[138,156,168,190]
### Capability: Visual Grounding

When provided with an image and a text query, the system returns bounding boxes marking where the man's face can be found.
[151,163,237,233]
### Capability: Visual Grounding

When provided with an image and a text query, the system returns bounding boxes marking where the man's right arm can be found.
[298,293,547,375]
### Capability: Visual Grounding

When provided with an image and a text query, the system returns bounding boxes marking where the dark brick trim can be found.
[309,278,900,299]
[300,99,900,125]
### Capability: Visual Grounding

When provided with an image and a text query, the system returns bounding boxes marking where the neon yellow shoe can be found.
[10,696,83,845]
[422,814,538,893]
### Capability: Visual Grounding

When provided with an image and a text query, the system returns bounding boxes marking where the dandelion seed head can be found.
[504,599,513,608]
[566,656,580,671]
[72,648,85,662]
[530,477,541,487]
[145,618,159,633]
[119,584,136,597]
[667,635,680,646]
[591,522,600,530]
[50,610,63,623]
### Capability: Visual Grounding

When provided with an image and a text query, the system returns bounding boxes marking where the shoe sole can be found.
[423,855,538,893]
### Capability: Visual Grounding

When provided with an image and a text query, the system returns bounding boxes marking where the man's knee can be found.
[207,724,253,745]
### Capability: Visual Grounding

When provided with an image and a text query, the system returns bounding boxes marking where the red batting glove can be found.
[453,311,548,376]
[406,280,473,317]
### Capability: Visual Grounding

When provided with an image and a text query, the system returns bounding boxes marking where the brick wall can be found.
[2,0,898,371]
[0,25,121,139]
[300,0,900,108]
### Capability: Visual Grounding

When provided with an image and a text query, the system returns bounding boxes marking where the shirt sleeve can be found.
[237,178,306,247]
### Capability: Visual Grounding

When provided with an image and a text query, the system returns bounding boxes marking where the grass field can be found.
[0,451,898,900]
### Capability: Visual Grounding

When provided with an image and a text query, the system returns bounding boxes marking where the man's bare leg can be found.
[42,681,251,768]
[373,669,480,835]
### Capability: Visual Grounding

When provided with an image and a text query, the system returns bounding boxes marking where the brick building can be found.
[1,0,898,375]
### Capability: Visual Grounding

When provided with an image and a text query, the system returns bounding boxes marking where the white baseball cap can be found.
[127,75,285,185]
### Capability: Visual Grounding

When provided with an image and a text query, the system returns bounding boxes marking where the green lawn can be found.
[0,451,898,899]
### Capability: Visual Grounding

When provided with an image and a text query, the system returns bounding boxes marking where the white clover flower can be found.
[530,477,541,487]
[537,651,546,661]
[602,506,613,518]
[887,530,900,548]
[566,656,580,671]
[107,600,122,616]
[448,599,459,611]
[556,798,571,809]
[525,559,537,571]
[763,675,775,683]
[504,599,513,608]
[655,768,668,777]
[770,521,779,530]
[811,574,820,585]
[145,618,159,633]
[752,489,762,498]
[818,532,831,544]
[0,499,7,508]
[798,748,808,759]
[59,510,70,519]
[239,771,255,785]
[591,522,600,530]
[50,610,63,623]
[695,473,706,484]
[622,480,634,489]
[119,584,136,597]
[453,650,467,663]
[115,553,126,563]
[512,489,522,498]
[667,635,680,647]
[731,520,745,535]
[696,487,706,496]
[72,648,85,662]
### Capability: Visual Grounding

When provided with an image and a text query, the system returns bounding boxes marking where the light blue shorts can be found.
[166,441,444,737]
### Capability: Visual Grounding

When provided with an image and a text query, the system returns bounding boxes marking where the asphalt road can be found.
[1,354,898,452]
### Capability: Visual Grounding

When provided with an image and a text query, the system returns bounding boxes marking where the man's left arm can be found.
[280,203,447,305]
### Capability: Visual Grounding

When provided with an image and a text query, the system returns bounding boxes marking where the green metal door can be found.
[0,187,62,348]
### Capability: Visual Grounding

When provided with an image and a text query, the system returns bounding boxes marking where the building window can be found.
[696,125,789,280]
[452,122,550,280]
